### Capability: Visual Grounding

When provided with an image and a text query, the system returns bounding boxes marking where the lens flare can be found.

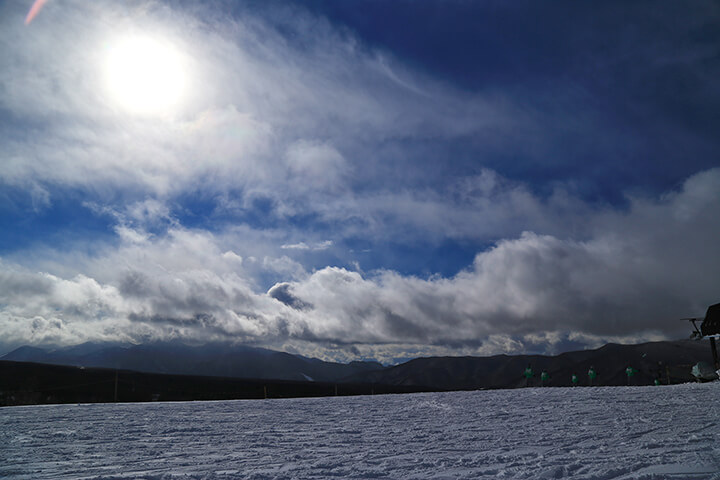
[25,0,49,25]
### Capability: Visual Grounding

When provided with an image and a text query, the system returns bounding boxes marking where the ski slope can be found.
[2,383,719,479]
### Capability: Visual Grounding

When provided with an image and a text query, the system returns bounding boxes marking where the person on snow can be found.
[655,361,665,386]
[540,370,550,387]
[625,366,638,385]
[523,364,534,387]
[588,366,598,386]
[571,373,579,386]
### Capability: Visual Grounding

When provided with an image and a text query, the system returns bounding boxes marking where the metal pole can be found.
[710,337,719,370]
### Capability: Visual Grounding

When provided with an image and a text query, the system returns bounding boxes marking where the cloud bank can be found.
[1,0,718,361]
[2,169,718,362]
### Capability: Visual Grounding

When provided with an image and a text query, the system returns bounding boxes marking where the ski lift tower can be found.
[686,302,720,370]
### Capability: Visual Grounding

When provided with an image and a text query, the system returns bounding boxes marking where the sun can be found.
[103,35,186,116]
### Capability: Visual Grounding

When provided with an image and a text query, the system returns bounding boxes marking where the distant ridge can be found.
[2,339,713,393]
[342,340,713,389]
[0,342,383,383]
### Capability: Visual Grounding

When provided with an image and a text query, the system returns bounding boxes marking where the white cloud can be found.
[1,1,718,362]
[285,140,348,193]
[1,166,718,360]
[0,0,514,205]
[281,240,333,251]
[284,171,719,350]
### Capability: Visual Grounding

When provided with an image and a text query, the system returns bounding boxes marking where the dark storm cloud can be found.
[267,282,312,310]
[118,270,151,297]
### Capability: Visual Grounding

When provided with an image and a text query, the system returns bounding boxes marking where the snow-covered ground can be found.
[2,383,719,479]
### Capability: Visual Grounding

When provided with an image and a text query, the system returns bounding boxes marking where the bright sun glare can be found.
[104,35,186,116]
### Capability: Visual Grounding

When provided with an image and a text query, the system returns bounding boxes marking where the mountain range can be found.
[2,339,714,390]
[343,339,715,388]
[1,342,383,383]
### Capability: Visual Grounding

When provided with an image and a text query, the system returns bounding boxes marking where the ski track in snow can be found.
[1,383,719,479]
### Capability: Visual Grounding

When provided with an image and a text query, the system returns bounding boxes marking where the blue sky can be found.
[0,0,718,363]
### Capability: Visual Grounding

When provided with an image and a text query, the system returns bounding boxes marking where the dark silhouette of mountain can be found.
[0,345,47,362]
[3,339,713,394]
[343,340,714,389]
[1,342,384,383]
[0,361,433,407]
